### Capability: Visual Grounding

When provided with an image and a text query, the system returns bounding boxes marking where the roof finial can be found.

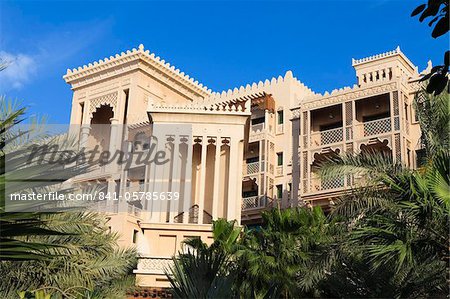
[138,44,144,51]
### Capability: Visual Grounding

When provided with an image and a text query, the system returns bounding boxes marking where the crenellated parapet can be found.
[203,70,317,109]
[352,46,415,70]
[63,44,211,99]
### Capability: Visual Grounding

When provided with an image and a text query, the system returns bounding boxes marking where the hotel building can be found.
[64,45,425,287]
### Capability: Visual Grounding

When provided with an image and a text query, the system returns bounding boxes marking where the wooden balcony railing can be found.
[251,123,265,133]
[310,127,343,147]
[242,195,268,210]
[359,117,392,137]
[244,161,260,175]
[309,177,345,193]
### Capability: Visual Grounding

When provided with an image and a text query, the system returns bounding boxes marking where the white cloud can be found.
[0,18,112,91]
[0,51,37,89]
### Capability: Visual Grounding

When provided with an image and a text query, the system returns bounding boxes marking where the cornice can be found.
[301,81,398,110]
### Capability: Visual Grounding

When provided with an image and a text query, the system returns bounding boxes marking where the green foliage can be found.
[0,212,137,298]
[413,88,449,157]
[411,1,449,95]
[0,97,89,261]
[166,219,239,298]
[316,91,450,298]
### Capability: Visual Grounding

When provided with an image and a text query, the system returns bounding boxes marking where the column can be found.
[352,100,357,140]
[235,140,244,225]
[291,116,300,206]
[169,136,180,223]
[79,124,91,149]
[106,178,116,212]
[389,91,396,161]
[182,141,193,224]
[197,136,208,224]
[227,138,239,220]
[212,137,221,219]
[306,110,311,192]
[108,118,119,172]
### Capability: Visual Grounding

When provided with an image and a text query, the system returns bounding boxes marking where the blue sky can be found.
[0,0,447,123]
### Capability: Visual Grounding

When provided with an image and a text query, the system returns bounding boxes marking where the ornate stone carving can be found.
[302,82,397,110]
[88,92,118,119]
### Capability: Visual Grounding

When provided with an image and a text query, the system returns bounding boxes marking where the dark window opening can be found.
[246,157,259,164]
[132,229,138,244]
[416,149,427,168]
[277,152,283,166]
[362,112,390,122]
[276,185,283,199]
[277,110,284,125]
[252,117,265,125]
[320,122,342,131]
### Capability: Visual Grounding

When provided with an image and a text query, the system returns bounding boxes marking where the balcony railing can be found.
[242,195,267,210]
[127,204,142,218]
[310,127,343,147]
[276,165,283,176]
[310,177,345,192]
[244,161,260,175]
[359,117,392,137]
[276,123,284,134]
[251,123,265,133]
[124,183,146,193]
[134,256,173,275]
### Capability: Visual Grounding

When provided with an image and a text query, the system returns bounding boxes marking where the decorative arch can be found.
[88,92,118,120]
[360,138,392,156]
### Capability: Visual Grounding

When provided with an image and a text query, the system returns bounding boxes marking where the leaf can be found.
[431,16,449,38]
[428,16,440,26]
[411,4,427,16]
[434,74,448,95]
[420,71,435,82]
[426,73,448,95]
[444,50,449,67]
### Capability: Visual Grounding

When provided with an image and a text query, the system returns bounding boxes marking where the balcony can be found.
[243,161,260,175]
[251,123,265,133]
[249,122,271,142]
[310,127,343,147]
[310,177,345,193]
[127,203,142,218]
[242,195,268,210]
[276,123,284,134]
[134,256,173,275]
[276,165,283,176]
[358,117,392,137]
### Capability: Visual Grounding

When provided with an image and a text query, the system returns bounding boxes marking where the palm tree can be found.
[317,89,449,297]
[0,97,91,261]
[234,206,344,298]
[0,57,93,261]
[0,67,137,297]
[0,212,137,298]
[166,219,240,298]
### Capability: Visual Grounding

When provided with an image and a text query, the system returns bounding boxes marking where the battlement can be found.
[351,46,417,87]
[63,44,211,97]
[206,70,317,105]
[352,46,415,70]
